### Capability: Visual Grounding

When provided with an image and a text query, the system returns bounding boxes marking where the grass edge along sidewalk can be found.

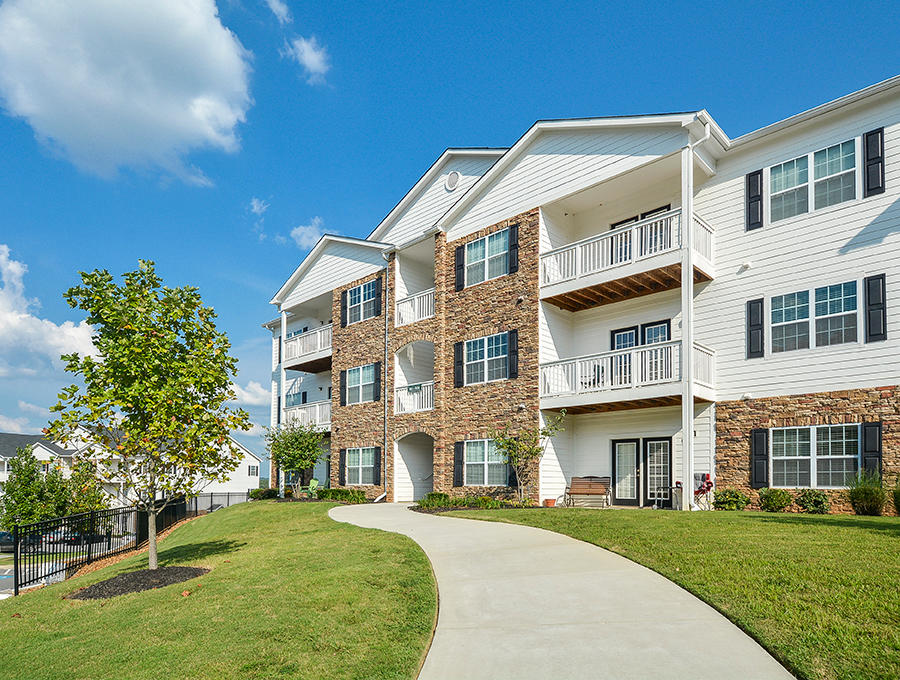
[445,508,900,680]
[0,502,436,680]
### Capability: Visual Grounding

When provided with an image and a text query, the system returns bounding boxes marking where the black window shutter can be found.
[373,447,382,485]
[373,361,382,401]
[339,370,347,406]
[507,330,519,379]
[750,428,769,489]
[453,442,464,486]
[340,290,348,327]
[374,276,383,316]
[507,463,518,488]
[746,298,764,358]
[864,128,885,197]
[864,274,887,342]
[862,422,883,476]
[454,245,465,291]
[453,341,464,387]
[746,170,763,231]
[301,391,307,404]
[508,223,519,274]
[338,449,346,486]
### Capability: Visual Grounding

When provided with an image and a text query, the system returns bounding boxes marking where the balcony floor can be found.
[543,263,712,313]
[284,353,332,374]
[542,393,713,415]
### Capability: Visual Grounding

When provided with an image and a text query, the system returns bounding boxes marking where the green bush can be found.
[249,488,278,500]
[795,489,830,514]
[848,471,886,516]
[418,492,451,508]
[758,488,793,512]
[316,488,367,504]
[713,488,750,511]
[893,484,900,516]
[475,495,501,509]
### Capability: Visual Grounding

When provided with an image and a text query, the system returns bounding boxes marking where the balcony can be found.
[540,209,715,312]
[395,288,435,327]
[285,400,331,430]
[284,324,332,373]
[539,340,715,413]
[394,381,435,414]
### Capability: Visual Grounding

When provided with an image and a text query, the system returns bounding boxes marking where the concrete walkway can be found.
[329,503,793,680]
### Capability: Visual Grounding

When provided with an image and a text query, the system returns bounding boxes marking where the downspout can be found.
[380,251,391,503]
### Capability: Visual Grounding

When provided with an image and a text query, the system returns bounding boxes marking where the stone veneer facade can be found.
[715,385,900,513]
[328,208,542,502]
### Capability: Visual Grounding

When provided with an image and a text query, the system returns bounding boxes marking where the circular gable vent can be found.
[445,170,461,191]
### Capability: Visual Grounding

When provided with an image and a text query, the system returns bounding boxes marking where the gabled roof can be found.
[367,147,507,243]
[0,433,73,459]
[228,435,262,462]
[269,234,392,306]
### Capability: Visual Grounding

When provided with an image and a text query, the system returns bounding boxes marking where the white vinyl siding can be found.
[465,333,508,385]
[464,440,507,486]
[347,364,376,404]
[771,425,859,489]
[346,447,375,485]
[281,241,385,309]
[347,280,377,325]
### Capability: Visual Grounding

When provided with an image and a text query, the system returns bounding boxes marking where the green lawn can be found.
[0,502,436,680]
[447,508,900,680]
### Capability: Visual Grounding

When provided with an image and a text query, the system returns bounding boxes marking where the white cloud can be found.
[231,380,271,407]
[245,422,267,437]
[283,36,330,85]
[250,197,269,216]
[0,413,31,434]
[0,245,95,368]
[0,0,252,185]
[265,0,292,25]
[18,400,49,417]
[290,216,326,250]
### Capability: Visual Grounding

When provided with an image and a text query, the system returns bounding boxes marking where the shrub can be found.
[758,488,793,512]
[893,483,900,516]
[249,488,278,500]
[475,495,501,509]
[283,488,293,498]
[418,492,451,509]
[848,471,887,516]
[316,488,367,504]
[713,488,750,511]
[795,489,830,514]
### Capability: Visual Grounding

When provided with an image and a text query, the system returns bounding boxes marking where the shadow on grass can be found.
[746,512,900,534]
[157,539,246,565]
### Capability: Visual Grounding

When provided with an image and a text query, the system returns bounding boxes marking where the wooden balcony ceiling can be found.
[544,264,712,312]
[284,355,332,374]
[544,394,712,415]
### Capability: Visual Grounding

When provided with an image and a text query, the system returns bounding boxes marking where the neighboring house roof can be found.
[228,436,262,462]
[0,433,73,459]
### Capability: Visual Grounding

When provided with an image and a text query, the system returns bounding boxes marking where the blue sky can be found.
[0,0,895,475]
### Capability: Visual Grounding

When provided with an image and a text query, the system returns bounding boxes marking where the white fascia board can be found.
[228,435,262,462]
[367,148,507,243]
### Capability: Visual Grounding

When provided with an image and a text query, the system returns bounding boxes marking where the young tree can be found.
[0,447,48,529]
[47,261,250,569]
[491,410,566,504]
[266,421,326,497]
[43,463,71,519]
[66,460,111,516]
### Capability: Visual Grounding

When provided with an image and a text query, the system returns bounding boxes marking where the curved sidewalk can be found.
[329,503,793,680]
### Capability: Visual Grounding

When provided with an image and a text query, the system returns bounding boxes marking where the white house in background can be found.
[197,438,263,494]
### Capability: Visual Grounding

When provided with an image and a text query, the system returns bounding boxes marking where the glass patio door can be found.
[612,439,639,506]
[643,438,672,508]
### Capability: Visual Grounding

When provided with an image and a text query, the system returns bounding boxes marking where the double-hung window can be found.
[348,280,378,325]
[769,139,857,223]
[771,291,810,353]
[771,425,859,488]
[465,229,509,286]
[464,440,507,486]
[770,281,859,353]
[248,465,259,476]
[347,364,376,404]
[346,447,375,485]
[814,282,857,346]
[465,333,508,385]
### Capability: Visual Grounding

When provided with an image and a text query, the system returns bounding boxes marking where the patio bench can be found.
[564,476,611,508]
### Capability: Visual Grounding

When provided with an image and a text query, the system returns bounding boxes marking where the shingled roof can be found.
[0,433,73,459]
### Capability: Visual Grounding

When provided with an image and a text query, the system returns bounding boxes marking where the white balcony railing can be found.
[539,341,715,398]
[394,381,434,414]
[284,324,332,362]
[395,288,435,327]
[285,400,331,429]
[540,209,714,287]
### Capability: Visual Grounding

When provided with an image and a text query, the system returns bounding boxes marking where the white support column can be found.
[279,309,287,498]
[680,146,695,510]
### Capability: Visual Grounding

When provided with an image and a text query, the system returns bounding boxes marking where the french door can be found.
[611,439,640,506]
[643,438,672,508]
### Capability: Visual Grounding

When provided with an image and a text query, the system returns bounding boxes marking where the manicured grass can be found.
[0,502,436,680]
[447,508,900,680]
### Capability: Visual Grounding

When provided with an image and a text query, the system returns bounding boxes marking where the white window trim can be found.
[764,137,863,226]
[346,363,377,405]
[346,446,376,486]
[463,439,508,487]
[765,278,863,357]
[464,332,509,386]
[463,228,509,288]
[769,424,861,489]
[347,280,378,326]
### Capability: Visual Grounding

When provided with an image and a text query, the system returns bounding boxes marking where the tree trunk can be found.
[147,507,158,570]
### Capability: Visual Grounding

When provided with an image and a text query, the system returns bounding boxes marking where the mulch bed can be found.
[67,566,209,600]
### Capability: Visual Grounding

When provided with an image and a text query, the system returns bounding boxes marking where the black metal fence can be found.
[185,492,251,517]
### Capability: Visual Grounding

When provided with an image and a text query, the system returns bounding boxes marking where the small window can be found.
[612,327,637,350]
[41,463,49,473]
[248,465,259,476]
[347,364,376,404]
[347,280,378,325]
[346,447,375,485]
[464,440,507,486]
[770,155,809,222]
[465,333,508,385]
[641,321,670,345]
[771,291,809,353]
[814,282,857,347]
[814,141,856,209]
[465,229,509,286]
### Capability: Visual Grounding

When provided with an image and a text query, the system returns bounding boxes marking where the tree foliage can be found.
[47,260,250,568]
[266,421,326,497]
[0,447,48,528]
[491,411,566,503]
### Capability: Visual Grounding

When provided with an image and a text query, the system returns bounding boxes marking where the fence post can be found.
[12,524,19,597]
[86,510,95,564]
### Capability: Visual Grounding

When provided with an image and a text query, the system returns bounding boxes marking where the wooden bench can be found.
[564,476,611,508]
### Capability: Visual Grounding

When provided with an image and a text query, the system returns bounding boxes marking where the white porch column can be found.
[279,309,287,498]
[680,146,695,510]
